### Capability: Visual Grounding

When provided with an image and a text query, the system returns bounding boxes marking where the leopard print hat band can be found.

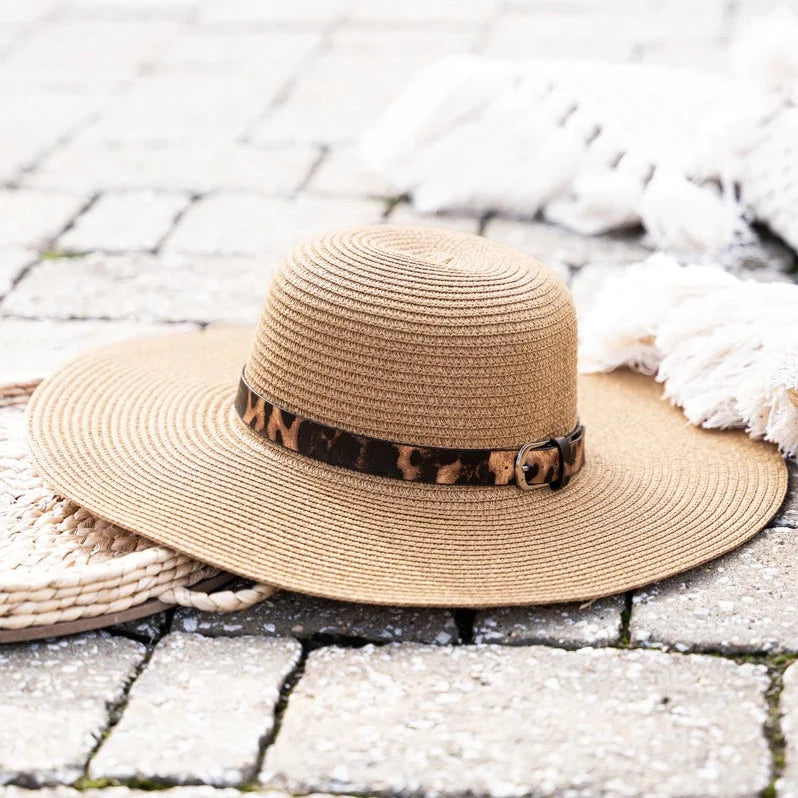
[235,370,585,490]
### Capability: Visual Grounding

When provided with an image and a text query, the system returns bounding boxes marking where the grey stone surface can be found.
[164,194,383,257]
[27,144,319,195]
[0,191,87,250]
[59,0,199,18]
[0,319,198,383]
[263,643,770,797]
[0,789,246,798]
[479,4,723,60]
[251,28,473,145]
[1,19,179,83]
[90,633,301,786]
[474,595,624,647]
[0,633,146,786]
[387,203,480,234]
[639,39,729,73]
[483,218,650,284]
[173,592,458,645]
[306,146,392,198]
[348,0,501,26]
[110,613,171,644]
[631,527,798,653]
[0,250,35,299]
[479,10,636,61]
[57,191,190,253]
[155,27,320,75]
[3,254,270,324]
[198,0,349,26]
[73,75,277,149]
[779,662,798,796]
[773,459,798,528]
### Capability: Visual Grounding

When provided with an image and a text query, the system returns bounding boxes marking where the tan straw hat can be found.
[25,226,788,607]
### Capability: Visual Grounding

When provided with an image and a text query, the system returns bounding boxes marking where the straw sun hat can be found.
[25,226,787,607]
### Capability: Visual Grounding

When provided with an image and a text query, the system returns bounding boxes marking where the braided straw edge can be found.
[1,381,277,629]
[0,380,42,407]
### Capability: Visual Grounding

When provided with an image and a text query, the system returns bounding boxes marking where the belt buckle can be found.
[514,439,552,490]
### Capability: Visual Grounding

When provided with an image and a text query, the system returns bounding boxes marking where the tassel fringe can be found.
[580,256,798,456]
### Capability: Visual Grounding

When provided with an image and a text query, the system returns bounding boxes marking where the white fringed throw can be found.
[362,10,798,259]
[579,255,798,456]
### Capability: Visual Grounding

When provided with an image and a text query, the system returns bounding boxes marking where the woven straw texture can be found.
[247,226,577,447]
[26,226,788,606]
[1,384,274,634]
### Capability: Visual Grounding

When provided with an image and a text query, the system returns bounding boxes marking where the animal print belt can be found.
[235,370,585,490]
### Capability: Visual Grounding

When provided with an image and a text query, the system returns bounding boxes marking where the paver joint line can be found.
[246,640,312,789]
[78,628,172,785]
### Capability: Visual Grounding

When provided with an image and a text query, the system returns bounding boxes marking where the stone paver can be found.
[173,592,458,645]
[639,39,730,72]
[1,20,180,83]
[111,614,171,645]
[774,460,798,529]
[0,86,100,184]
[26,144,319,195]
[74,76,276,148]
[0,788,245,798]
[251,29,474,145]
[90,633,301,786]
[0,191,87,250]
[0,250,35,299]
[483,217,650,284]
[631,527,798,653]
[156,28,320,76]
[474,596,624,647]
[778,662,798,796]
[0,633,146,786]
[60,0,198,18]
[2,254,269,324]
[0,319,198,383]
[57,192,190,253]
[479,10,638,61]
[164,194,383,257]
[0,1,55,25]
[479,4,724,60]
[198,0,350,26]
[348,0,501,26]
[262,643,771,797]
[387,203,480,234]
[306,146,391,198]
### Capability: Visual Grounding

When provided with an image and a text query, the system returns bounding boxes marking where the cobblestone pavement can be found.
[2,1,798,796]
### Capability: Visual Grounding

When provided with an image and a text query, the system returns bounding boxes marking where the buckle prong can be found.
[514,439,551,490]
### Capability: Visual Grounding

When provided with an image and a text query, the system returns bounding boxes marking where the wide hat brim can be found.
[26,327,787,607]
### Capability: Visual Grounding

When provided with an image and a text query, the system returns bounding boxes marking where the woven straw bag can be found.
[0,382,275,643]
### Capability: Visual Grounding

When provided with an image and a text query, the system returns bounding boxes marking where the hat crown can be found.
[244,226,577,449]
